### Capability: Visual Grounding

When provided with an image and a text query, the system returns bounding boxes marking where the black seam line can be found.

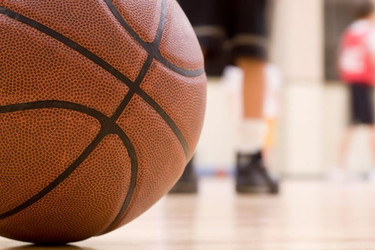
[0,6,189,159]
[110,0,167,122]
[101,120,137,234]
[102,1,170,233]
[138,89,189,157]
[0,7,133,89]
[0,132,105,220]
[105,0,190,158]
[110,55,154,121]
[0,101,138,221]
[0,100,107,122]
[104,0,204,78]
[100,56,153,234]
[153,0,167,47]
[0,3,188,224]
[109,0,165,122]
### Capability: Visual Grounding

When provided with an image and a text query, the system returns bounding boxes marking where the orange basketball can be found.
[0,0,206,244]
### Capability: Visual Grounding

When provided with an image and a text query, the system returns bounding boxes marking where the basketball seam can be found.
[102,54,154,233]
[0,101,138,223]
[103,0,171,232]
[0,6,190,158]
[0,0,193,230]
[104,0,204,78]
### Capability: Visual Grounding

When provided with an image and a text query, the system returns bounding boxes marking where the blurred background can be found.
[194,0,375,178]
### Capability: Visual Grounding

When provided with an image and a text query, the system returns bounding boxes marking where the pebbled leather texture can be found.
[0,0,206,244]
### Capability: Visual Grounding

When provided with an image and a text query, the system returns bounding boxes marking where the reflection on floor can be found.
[2,178,375,250]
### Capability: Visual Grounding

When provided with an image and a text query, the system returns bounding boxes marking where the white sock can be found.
[237,119,267,154]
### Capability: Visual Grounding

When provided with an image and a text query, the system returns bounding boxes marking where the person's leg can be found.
[337,83,374,180]
[237,58,267,151]
[339,126,355,168]
[331,84,358,180]
[238,58,266,118]
[236,57,266,156]
[235,58,278,194]
[232,0,279,194]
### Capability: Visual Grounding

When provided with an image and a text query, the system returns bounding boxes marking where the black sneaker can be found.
[236,151,279,194]
[169,158,198,194]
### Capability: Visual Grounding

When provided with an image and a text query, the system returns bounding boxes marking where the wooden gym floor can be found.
[1,178,375,250]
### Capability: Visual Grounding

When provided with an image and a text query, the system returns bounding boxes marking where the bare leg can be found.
[236,58,267,154]
[339,126,355,169]
[236,58,266,119]
[235,58,279,194]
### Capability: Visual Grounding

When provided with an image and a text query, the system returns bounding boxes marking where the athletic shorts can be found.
[178,0,269,76]
[348,83,374,125]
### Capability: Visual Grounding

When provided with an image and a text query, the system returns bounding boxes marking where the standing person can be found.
[171,0,279,194]
[337,0,375,180]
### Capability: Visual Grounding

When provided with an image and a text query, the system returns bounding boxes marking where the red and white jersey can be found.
[339,20,375,85]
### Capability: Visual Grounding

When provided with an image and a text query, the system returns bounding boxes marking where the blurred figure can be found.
[171,0,279,194]
[337,0,375,180]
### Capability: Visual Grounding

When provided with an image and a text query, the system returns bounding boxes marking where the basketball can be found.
[0,0,206,244]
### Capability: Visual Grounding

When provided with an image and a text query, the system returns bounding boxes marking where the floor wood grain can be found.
[1,178,375,250]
